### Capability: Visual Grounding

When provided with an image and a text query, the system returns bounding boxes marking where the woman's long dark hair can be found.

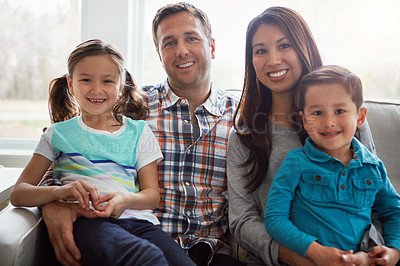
[233,7,323,193]
[48,39,148,124]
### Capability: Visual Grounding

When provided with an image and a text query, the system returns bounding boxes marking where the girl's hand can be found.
[93,191,132,219]
[91,161,160,219]
[369,246,400,266]
[92,161,160,219]
[54,179,100,210]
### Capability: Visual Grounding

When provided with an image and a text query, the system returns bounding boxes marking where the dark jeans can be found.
[73,217,195,266]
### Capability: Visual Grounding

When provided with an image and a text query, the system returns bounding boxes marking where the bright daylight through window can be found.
[1,0,400,140]
[0,0,80,139]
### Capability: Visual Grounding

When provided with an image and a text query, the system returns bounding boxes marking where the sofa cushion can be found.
[364,100,400,192]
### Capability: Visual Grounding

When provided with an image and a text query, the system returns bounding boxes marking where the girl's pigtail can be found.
[112,70,149,123]
[48,74,79,123]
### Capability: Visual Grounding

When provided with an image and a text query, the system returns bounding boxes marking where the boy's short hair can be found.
[152,2,213,49]
[296,65,363,111]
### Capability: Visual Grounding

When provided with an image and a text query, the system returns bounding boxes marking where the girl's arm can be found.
[129,160,160,209]
[94,161,160,219]
[10,154,100,209]
[10,154,57,206]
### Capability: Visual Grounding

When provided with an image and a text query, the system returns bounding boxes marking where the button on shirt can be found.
[142,81,238,255]
[265,137,400,257]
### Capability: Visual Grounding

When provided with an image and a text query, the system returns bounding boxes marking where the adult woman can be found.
[227,7,375,265]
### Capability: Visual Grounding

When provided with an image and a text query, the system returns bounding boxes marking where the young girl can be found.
[10,39,195,266]
[265,65,400,265]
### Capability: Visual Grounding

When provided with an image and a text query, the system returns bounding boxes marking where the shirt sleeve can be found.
[227,128,282,266]
[34,126,62,186]
[34,125,57,161]
[264,150,317,257]
[374,160,400,252]
[135,122,163,170]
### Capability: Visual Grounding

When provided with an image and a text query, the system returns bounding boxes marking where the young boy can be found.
[264,65,400,265]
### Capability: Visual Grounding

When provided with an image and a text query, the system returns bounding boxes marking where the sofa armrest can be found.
[0,204,57,266]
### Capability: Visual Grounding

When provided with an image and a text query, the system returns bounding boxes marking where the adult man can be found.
[144,3,240,266]
[42,2,239,266]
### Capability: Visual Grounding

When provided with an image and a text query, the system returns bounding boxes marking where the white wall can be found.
[81,0,145,84]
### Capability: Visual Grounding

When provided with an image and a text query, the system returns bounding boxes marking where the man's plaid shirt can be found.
[143,81,238,255]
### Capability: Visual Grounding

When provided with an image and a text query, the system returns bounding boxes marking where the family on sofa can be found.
[4,2,400,266]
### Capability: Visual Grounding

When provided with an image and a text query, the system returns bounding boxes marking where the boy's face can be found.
[300,83,366,159]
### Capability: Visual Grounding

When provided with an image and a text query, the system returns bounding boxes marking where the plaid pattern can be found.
[143,81,238,256]
[42,169,62,186]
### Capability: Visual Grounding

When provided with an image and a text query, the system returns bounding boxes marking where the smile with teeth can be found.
[88,98,106,103]
[268,69,288,78]
[177,61,194,68]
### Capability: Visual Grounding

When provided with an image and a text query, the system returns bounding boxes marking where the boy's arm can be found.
[307,241,354,265]
[264,152,317,257]
[374,161,400,252]
[278,245,316,266]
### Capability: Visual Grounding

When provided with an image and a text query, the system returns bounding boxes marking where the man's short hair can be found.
[152,2,212,49]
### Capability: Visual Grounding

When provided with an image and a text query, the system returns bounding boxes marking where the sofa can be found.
[0,99,399,266]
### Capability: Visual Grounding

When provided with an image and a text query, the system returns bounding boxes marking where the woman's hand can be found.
[54,179,100,210]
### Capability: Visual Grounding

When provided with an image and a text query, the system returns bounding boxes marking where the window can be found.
[0,0,81,139]
[1,0,399,141]
[141,0,400,101]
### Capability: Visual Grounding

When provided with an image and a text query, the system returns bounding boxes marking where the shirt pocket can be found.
[299,172,334,202]
[352,176,382,207]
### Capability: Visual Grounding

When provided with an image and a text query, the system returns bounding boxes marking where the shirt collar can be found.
[203,83,223,117]
[303,137,380,166]
[160,80,179,110]
[160,80,223,117]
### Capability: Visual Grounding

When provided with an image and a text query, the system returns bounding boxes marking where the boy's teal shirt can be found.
[265,137,400,257]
